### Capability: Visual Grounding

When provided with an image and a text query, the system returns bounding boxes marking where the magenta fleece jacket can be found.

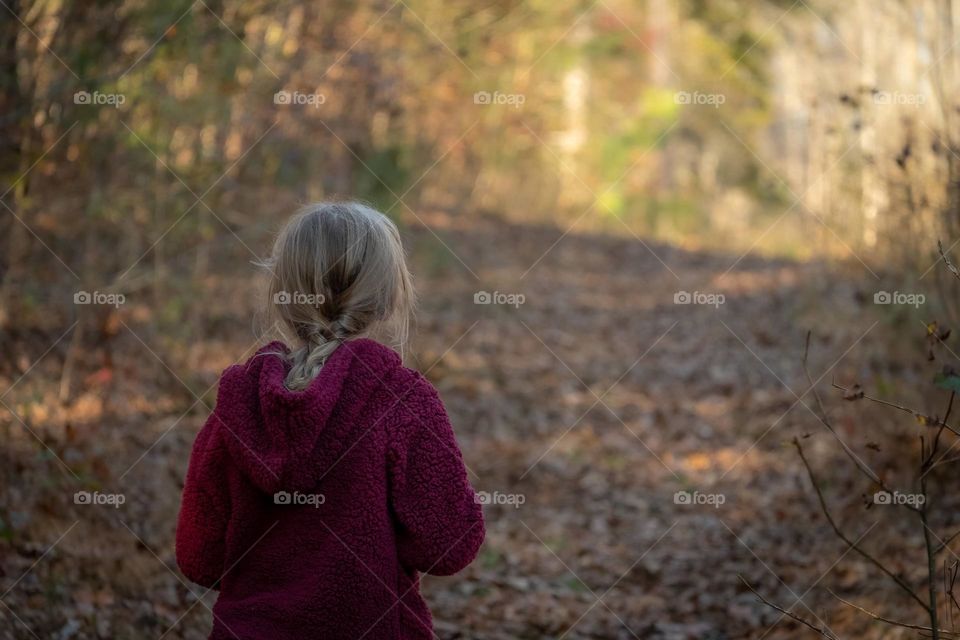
[175,339,485,639]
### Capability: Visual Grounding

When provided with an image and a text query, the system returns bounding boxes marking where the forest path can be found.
[1,214,899,640]
[406,215,893,639]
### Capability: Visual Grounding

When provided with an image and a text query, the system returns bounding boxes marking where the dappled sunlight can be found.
[5,1,960,638]
[3,388,187,436]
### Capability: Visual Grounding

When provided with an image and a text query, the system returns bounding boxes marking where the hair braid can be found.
[261,201,415,391]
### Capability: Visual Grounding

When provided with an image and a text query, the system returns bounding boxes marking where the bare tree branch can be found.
[792,437,929,611]
[802,332,920,511]
[739,576,839,639]
[939,240,960,283]
[831,381,960,439]
[826,588,959,637]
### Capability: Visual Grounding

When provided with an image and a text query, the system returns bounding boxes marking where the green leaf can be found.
[934,371,960,393]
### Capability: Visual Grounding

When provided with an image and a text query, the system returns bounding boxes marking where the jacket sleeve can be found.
[175,412,231,589]
[387,375,485,576]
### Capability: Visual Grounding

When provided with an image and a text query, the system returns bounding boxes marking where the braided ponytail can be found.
[262,201,414,390]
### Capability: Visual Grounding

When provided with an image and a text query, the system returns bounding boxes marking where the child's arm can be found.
[175,411,231,589]
[388,375,485,576]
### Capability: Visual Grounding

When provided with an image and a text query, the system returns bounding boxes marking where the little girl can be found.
[176,201,485,639]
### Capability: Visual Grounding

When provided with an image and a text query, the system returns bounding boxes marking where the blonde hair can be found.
[262,201,414,390]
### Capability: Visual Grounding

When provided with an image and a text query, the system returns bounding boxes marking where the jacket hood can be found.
[213,338,404,494]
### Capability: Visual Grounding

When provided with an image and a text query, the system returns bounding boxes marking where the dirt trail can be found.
[0,214,920,639]
[410,216,884,640]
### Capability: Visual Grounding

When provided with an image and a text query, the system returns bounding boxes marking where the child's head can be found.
[264,201,414,389]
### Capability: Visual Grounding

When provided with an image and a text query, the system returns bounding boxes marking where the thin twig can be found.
[832,382,960,439]
[921,472,942,639]
[802,333,917,508]
[944,392,955,426]
[826,589,959,637]
[945,560,952,631]
[939,240,960,283]
[948,561,960,623]
[924,392,958,474]
[739,576,839,639]
[793,437,929,611]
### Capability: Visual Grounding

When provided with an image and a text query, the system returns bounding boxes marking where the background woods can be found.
[6,0,960,638]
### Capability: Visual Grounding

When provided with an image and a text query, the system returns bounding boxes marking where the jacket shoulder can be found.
[383,364,447,432]
[217,342,287,395]
[342,338,403,373]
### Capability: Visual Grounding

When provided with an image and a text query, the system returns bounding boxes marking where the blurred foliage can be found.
[3,0,960,326]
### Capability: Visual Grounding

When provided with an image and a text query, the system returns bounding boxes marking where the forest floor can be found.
[1,209,957,639]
